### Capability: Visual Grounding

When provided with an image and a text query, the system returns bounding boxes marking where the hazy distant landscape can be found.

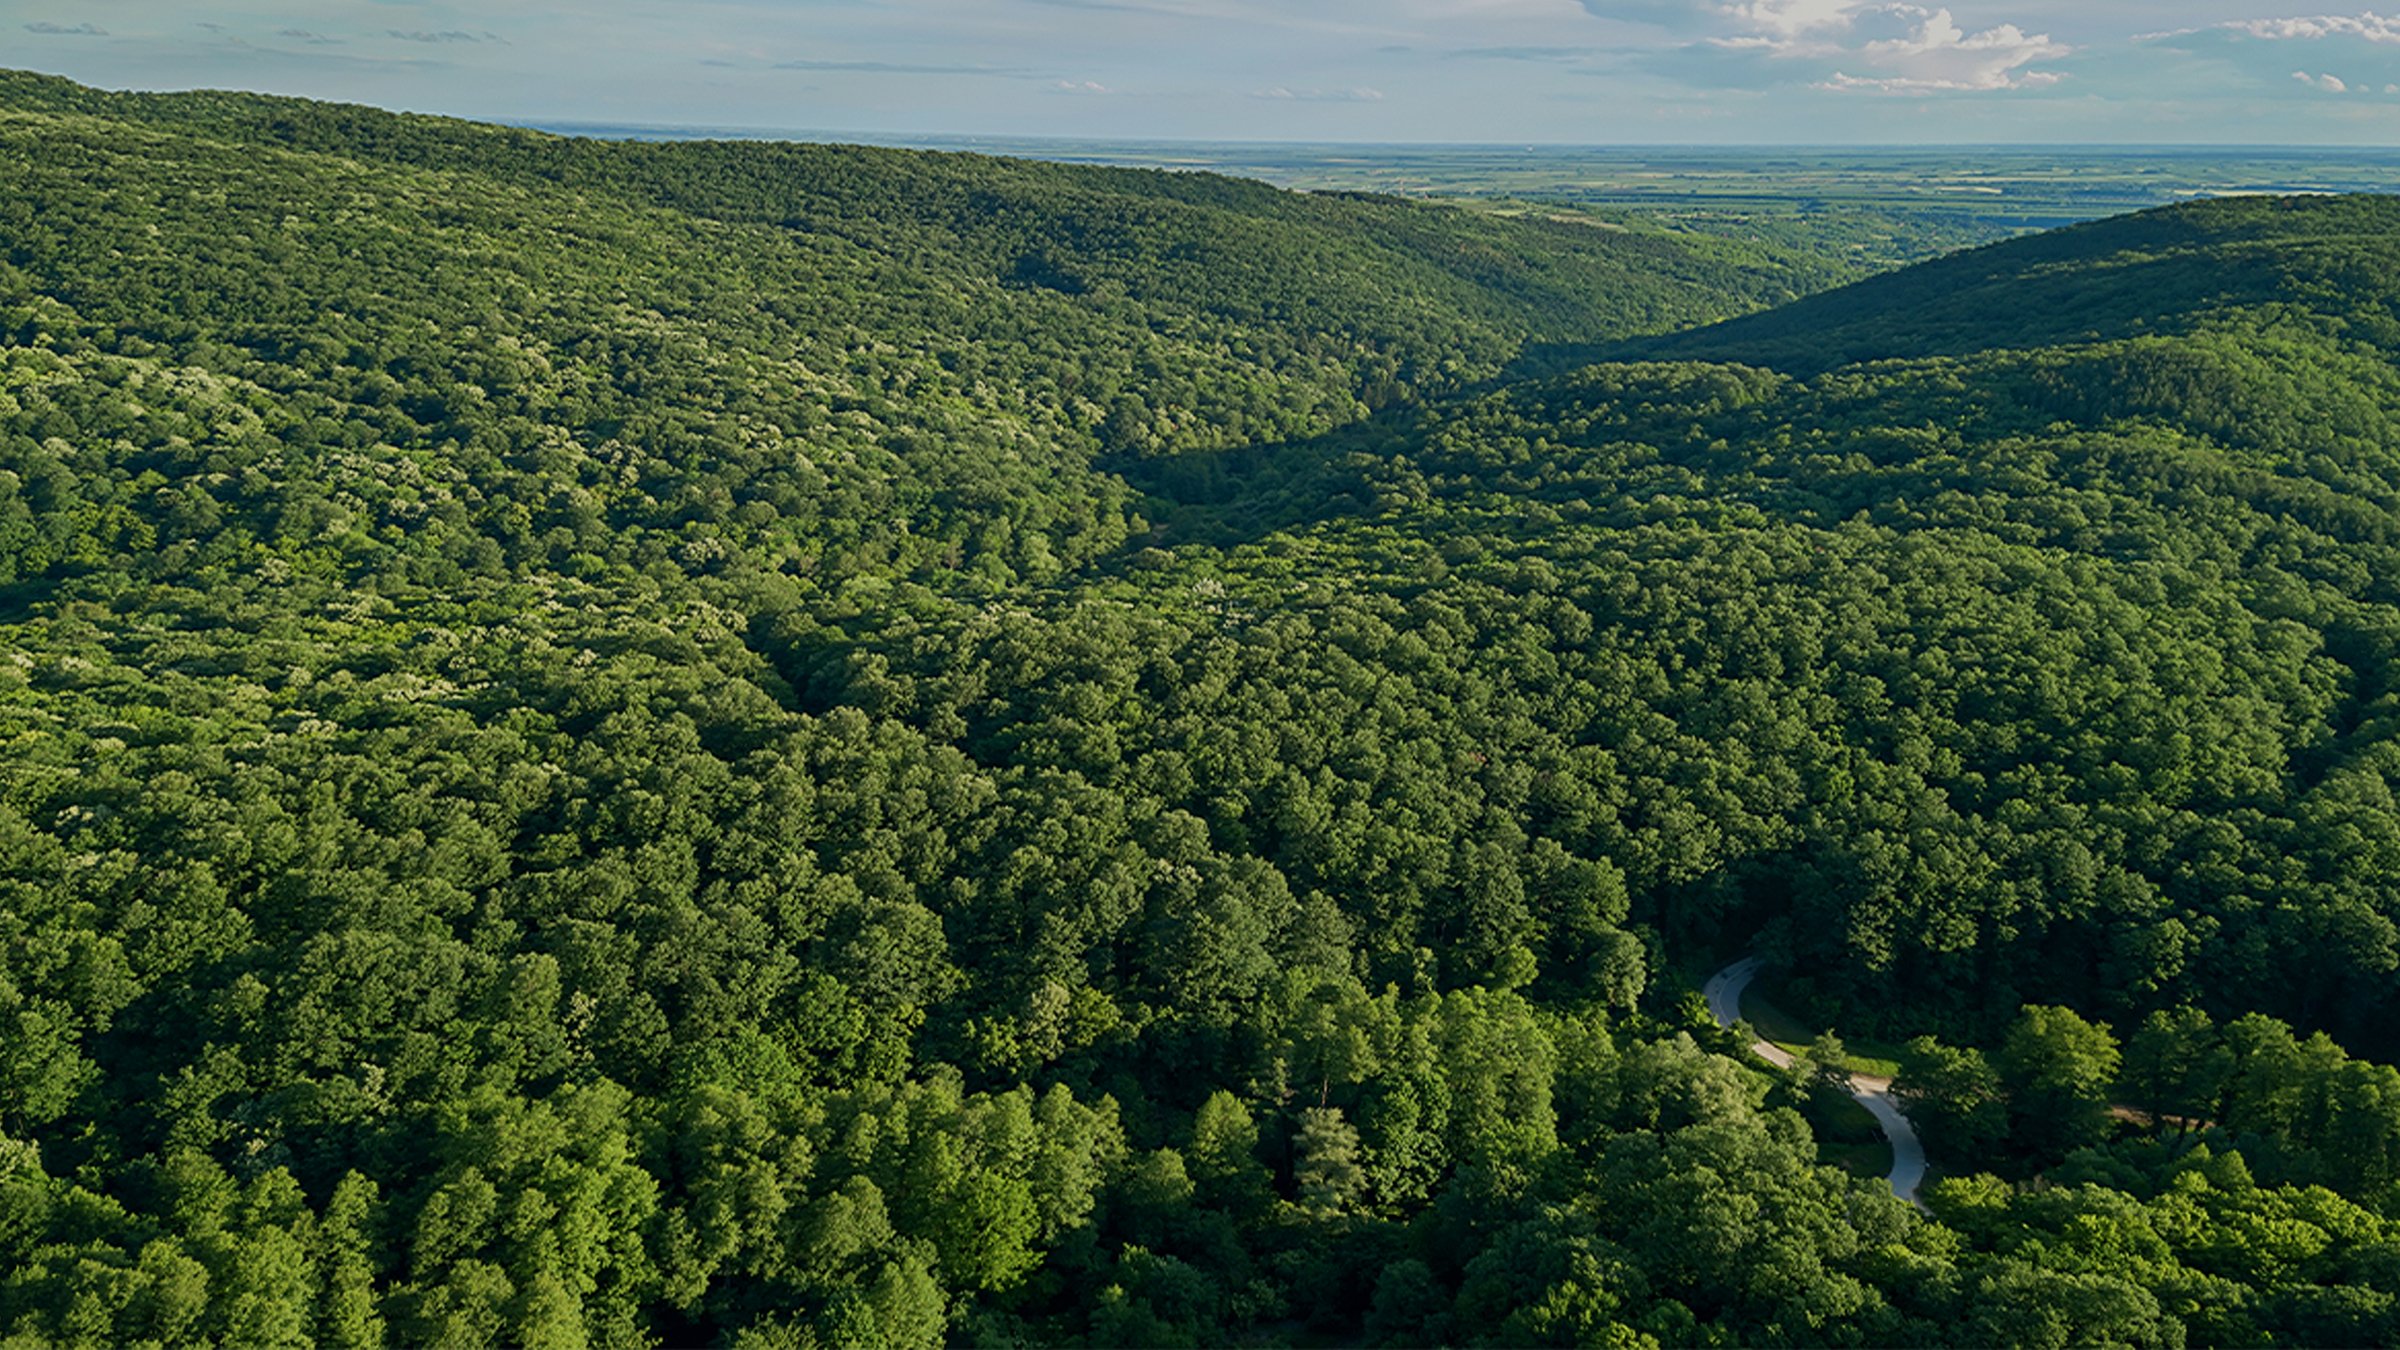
[532,127,2400,217]
[531,124,2400,265]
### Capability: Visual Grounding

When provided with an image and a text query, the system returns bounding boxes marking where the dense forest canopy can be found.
[10,70,2400,1346]
[1635,192,2400,370]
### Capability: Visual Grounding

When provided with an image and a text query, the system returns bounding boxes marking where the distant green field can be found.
[532,127,2400,270]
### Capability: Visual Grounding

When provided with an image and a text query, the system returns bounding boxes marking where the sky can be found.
[11,2,2400,143]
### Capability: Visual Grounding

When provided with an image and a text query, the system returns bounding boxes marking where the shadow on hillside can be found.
[1102,328,1638,556]
[1102,407,1427,552]
[1500,339,1622,383]
[0,574,63,628]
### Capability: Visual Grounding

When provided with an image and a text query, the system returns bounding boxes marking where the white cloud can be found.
[2190,14,2400,43]
[1728,0,1857,38]
[1824,7,2068,90]
[2143,12,2400,100]
[1675,3,2069,93]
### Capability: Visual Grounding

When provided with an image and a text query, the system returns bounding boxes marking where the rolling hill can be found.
[1637,192,2400,371]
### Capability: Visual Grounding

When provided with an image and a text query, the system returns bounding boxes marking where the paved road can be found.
[1704,955,1927,1207]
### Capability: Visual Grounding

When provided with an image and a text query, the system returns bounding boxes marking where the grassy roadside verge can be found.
[1740,974,1908,1080]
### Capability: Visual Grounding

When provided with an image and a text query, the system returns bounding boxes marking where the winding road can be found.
[1704,956,1927,1207]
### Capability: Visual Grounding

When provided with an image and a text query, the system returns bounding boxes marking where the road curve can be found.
[1704,955,1927,1207]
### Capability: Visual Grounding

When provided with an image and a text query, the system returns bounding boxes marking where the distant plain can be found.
[524,127,2400,265]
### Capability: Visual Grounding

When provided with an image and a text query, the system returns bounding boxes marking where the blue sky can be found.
[13,2,2400,142]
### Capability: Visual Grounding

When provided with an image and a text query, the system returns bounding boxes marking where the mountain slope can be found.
[1636,193,2400,371]
[0,68,1844,441]
[0,68,1860,604]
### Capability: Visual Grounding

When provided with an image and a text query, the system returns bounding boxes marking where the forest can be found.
[10,68,2400,1346]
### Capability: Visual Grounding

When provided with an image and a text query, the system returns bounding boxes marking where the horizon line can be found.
[513,118,2400,155]
[12,68,2400,154]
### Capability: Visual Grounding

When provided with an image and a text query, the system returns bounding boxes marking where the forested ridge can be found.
[1634,192,2400,371]
[9,72,2400,1347]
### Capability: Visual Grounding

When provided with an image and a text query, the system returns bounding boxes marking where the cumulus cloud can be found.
[24,21,105,36]
[2295,69,2357,90]
[1051,79,1114,93]
[1820,6,2068,91]
[2167,14,2400,44]
[1641,2,2067,93]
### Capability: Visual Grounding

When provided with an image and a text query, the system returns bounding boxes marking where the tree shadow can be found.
[1102,405,1430,553]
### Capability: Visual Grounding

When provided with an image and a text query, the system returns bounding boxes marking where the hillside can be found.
[0,67,1843,454]
[1637,192,2400,371]
[9,76,2400,1348]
